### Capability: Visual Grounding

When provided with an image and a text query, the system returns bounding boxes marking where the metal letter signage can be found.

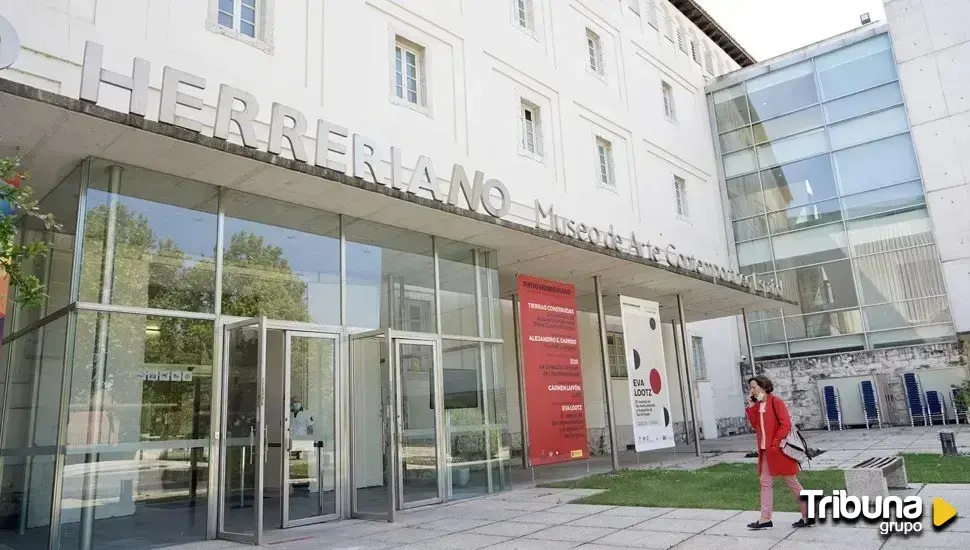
[0,16,19,71]
[620,296,675,451]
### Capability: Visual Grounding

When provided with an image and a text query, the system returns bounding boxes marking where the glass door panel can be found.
[350,332,395,521]
[283,332,338,527]
[395,340,441,508]
[218,318,266,545]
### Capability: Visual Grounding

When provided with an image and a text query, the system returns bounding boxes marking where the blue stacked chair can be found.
[926,391,947,425]
[859,380,882,429]
[822,385,843,430]
[903,373,928,426]
[952,388,967,424]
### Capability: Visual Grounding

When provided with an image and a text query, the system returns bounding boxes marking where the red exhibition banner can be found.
[517,274,589,466]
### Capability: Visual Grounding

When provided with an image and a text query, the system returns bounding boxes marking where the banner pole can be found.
[594,276,621,472]
[676,294,703,458]
[512,291,530,470]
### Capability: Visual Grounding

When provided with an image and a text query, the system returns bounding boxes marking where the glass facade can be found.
[711,33,955,359]
[0,158,511,549]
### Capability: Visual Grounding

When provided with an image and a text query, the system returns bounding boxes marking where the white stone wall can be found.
[885,0,970,334]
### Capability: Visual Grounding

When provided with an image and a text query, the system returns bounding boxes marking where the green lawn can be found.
[539,453,970,511]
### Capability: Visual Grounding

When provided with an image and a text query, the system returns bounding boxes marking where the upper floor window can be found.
[218,0,257,38]
[596,137,616,188]
[645,0,659,28]
[662,81,677,122]
[663,8,675,42]
[607,333,628,377]
[514,0,535,32]
[627,0,640,16]
[520,100,544,158]
[691,40,700,64]
[394,37,426,107]
[587,28,605,76]
[704,47,714,74]
[691,335,707,380]
[674,175,688,217]
[677,23,687,53]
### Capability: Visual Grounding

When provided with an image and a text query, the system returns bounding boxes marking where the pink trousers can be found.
[759,453,807,520]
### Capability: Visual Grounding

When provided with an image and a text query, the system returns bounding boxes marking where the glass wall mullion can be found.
[206,186,227,539]
[68,159,90,305]
[472,250,494,493]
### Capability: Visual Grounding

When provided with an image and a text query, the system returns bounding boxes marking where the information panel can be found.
[620,296,675,451]
[517,275,589,466]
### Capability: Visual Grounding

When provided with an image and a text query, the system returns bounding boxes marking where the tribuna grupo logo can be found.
[802,490,959,536]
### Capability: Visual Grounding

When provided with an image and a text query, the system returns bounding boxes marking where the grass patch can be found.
[542,463,845,511]
[902,453,970,484]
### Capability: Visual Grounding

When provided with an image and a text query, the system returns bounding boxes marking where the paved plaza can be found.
[172,426,970,549]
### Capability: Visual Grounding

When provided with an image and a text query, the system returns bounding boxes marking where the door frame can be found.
[216,316,267,546]
[392,335,445,510]
[281,329,341,528]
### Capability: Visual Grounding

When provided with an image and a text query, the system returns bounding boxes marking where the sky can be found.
[695,0,888,61]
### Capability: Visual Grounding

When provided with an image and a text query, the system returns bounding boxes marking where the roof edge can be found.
[670,0,756,67]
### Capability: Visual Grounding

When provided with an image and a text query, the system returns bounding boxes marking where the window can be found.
[691,336,708,380]
[607,333,628,377]
[662,81,677,122]
[645,0,658,27]
[690,40,699,63]
[677,23,687,52]
[674,175,688,217]
[663,8,675,41]
[394,38,425,107]
[514,0,535,31]
[587,28,605,75]
[216,0,258,38]
[520,100,543,157]
[596,137,616,188]
[627,0,640,16]
[704,47,714,73]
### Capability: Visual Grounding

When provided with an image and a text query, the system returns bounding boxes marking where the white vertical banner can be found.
[620,296,675,451]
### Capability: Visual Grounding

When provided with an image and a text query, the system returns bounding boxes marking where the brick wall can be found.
[756,342,967,430]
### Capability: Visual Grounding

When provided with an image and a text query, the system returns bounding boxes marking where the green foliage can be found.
[952,379,970,416]
[0,156,60,309]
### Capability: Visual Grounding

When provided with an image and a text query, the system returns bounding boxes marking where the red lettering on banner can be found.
[517,274,589,466]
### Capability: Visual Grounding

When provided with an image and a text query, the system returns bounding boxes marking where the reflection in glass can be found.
[761,155,838,214]
[828,106,909,151]
[750,318,786,345]
[222,191,339,324]
[351,335,390,516]
[286,336,337,521]
[753,343,789,360]
[219,324,258,538]
[442,340,487,499]
[438,242,479,337]
[841,181,926,220]
[789,334,865,356]
[726,173,765,219]
[775,260,858,314]
[397,343,439,504]
[855,245,947,306]
[756,129,828,168]
[834,134,919,195]
[746,62,818,122]
[771,223,848,269]
[479,251,502,340]
[737,239,773,274]
[864,297,951,332]
[713,85,751,132]
[0,317,68,550]
[79,161,219,313]
[824,82,903,124]
[723,148,758,178]
[344,219,435,332]
[720,126,754,153]
[752,106,824,144]
[784,309,864,340]
[816,35,896,100]
[767,198,842,235]
[845,208,933,256]
[733,216,769,241]
[868,325,954,348]
[60,312,212,548]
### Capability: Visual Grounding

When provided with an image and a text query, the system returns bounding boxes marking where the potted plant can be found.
[0,155,60,309]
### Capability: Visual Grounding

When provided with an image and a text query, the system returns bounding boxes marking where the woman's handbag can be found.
[771,398,810,465]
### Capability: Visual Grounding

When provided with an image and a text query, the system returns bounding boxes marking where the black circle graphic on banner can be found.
[649,317,657,330]
[663,407,670,427]
[633,349,641,370]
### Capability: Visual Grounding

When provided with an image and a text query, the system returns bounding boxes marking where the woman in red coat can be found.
[745,375,812,530]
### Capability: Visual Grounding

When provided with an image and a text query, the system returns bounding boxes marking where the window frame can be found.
[674,175,689,219]
[645,0,659,28]
[690,335,708,381]
[662,80,677,123]
[586,28,606,78]
[607,332,628,378]
[519,99,544,161]
[627,0,641,16]
[390,34,432,116]
[512,0,538,37]
[595,136,616,189]
[207,0,274,52]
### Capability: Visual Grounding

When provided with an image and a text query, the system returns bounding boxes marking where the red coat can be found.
[746,393,800,477]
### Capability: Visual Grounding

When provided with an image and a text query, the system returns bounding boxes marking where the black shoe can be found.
[747,520,773,530]
[792,518,816,528]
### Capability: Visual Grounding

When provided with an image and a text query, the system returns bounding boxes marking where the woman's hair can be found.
[749,375,774,394]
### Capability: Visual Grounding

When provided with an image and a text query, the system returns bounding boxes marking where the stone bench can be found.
[844,456,908,498]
